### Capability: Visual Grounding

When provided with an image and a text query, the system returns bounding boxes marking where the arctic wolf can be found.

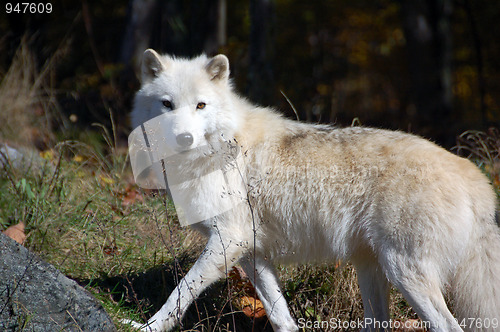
[128,49,500,331]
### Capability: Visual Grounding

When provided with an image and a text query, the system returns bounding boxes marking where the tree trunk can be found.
[248,0,276,107]
[400,0,454,145]
[120,0,158,73]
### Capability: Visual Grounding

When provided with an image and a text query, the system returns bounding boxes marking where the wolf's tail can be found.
[452,214,500,331]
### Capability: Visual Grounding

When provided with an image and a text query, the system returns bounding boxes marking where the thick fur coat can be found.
[127,49,500,332]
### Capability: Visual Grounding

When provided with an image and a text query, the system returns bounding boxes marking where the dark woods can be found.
[1,0,499,148]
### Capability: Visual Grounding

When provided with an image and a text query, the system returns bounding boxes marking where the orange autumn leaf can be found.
[3,222,26,245]
[239,296,266,319]
[120,186,144,207]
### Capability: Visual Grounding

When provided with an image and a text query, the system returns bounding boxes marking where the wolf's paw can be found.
[121,318,165,331]
[120,319,149,330]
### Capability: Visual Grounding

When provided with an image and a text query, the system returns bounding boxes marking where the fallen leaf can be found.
[229,266,267,319]
[239,296,266,319]
[3,222,26,245]
[99,174,115,185]
[103,245,118,256]
[229,266,254,293]
[39,149,56,161]
[72,154,85,163]
[120,186,144,207]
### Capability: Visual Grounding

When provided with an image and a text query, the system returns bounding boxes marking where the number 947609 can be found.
[6,3,52,14]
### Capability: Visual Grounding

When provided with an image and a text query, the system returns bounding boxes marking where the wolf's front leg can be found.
[141,233,246,331]
[240,255,299,332]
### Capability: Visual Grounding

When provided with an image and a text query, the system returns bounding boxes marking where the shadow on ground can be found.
[79,254,273,332]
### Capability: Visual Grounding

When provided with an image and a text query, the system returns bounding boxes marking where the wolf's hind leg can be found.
[383,255,463,332]
[240,255,299,332]
[354,258,390,332]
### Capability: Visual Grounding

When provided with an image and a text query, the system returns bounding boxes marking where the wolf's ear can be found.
[205,55,230,83]
[141,49,165,83]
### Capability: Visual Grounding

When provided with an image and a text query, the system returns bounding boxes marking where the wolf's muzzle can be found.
[176,132,193,147]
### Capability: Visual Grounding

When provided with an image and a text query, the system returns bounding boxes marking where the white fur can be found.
[127,49,500,332]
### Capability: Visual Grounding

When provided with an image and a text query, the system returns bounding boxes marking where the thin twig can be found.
[281,90,300,121]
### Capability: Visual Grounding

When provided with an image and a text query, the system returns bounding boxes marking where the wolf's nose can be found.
[176,132,193,147]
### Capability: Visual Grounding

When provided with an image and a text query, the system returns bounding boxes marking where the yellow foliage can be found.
[40,149,56,161]
[99,175,115,185]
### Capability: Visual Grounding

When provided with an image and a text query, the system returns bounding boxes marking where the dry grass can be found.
[0,37,66,149]
[455,128,500,197]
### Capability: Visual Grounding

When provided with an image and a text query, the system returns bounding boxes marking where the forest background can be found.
[1,0,499,148]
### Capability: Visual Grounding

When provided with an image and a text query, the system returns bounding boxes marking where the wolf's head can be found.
[131,49,240,153]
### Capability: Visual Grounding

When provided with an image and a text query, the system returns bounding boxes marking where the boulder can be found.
[0,233,116,331]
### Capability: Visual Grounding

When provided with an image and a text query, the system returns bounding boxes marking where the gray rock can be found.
[0,144,54,176]
[0,233,116,332]
[1,144,38,170]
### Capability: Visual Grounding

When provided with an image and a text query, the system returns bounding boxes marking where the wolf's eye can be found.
[162,100,173,109]
[196,102,206,110]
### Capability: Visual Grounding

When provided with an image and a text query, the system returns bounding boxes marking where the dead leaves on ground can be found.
[119,184,144,208]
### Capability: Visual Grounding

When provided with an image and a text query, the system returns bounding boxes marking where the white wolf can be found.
[127,49,500,332]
